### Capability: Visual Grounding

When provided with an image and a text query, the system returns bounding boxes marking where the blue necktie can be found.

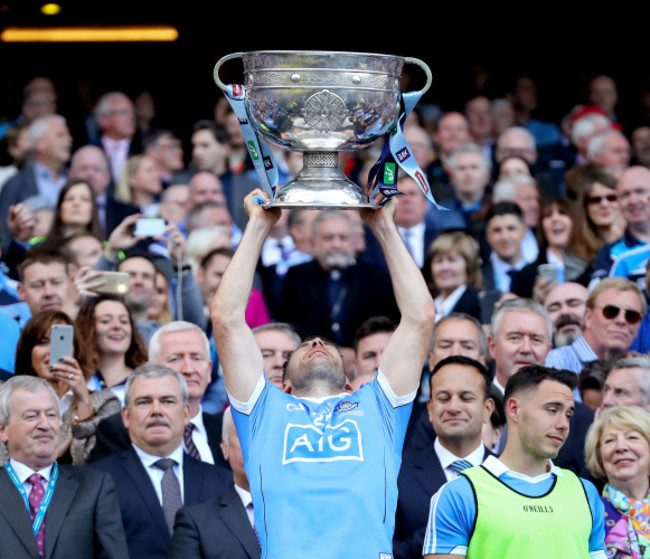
[449,459,473,474]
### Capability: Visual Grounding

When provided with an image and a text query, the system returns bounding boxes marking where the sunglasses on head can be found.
[595,304,643,324]
[585,194,618,205]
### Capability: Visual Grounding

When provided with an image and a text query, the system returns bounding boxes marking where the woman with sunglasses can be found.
[571,169,626,264]
[546,277,646,374]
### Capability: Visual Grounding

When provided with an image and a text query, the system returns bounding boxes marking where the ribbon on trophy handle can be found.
[221,83,279,200]
[367,59,445,210]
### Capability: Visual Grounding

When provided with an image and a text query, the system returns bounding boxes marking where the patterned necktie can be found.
[154,458,182,535]
[449,459,473,474]
[28,473,46,559]
[183,424,201,461]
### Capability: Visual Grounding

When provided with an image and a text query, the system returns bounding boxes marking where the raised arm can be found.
[361,199,435,397]
[211,190,281,401]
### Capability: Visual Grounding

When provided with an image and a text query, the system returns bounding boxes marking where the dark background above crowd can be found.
[1,2,649,157]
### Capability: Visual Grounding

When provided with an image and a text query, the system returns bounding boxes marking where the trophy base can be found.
[264,151,379,210]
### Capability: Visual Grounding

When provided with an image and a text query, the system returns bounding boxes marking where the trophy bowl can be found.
[214,50,431,208]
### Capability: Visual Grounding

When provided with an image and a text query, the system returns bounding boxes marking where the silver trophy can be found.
[214,50,432,208]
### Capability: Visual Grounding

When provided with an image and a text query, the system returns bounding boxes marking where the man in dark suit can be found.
[90,364,232,559]
[362,175,465,272]
[394,355,495,559]
[404,313,489,454]
[0,376,128,559]
[481,202,528,292]
[0,114,72,249]
[170,406,261,559]
[90,321,229,469]
[277,210,399,350]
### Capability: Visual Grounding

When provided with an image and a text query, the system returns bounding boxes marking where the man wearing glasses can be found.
[545,278,645,377]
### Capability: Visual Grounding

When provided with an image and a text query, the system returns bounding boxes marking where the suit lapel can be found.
[414,446,446,495]
[0,468,40,557]
[122,448,170,542]
[44,466,78,559]
[202,412,223,462]
[220,488,260,558]
[182,455,202,506]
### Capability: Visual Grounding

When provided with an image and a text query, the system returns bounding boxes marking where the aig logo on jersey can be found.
[282,419,363,464]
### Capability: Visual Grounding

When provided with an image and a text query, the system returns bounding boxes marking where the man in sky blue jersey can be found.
[423,364,606,559]
[212,189,435,558]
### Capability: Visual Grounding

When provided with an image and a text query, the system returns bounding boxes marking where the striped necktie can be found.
[183,423,201,461]
[449,459,473,474]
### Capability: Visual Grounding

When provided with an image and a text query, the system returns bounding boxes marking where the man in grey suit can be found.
[0,376,128,559]
[170,406,261,559]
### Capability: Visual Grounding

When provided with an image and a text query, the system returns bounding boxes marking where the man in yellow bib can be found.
[423,364,606,559]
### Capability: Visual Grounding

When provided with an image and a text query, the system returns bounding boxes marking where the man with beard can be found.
[212,189,435,558]
[276,209,399,351]
[543,282,589,347]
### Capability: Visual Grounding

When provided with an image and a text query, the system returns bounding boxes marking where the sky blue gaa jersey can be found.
[230,369,414,559]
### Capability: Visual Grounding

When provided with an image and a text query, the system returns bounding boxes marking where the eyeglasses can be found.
[585,194,617,205]
[595,305,643,324]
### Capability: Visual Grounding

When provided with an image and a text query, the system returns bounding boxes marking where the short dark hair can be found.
[353,316,397,352]
[200,247,235,270]
[19,246,69,281]
[116,251,157,273]
[192,119,230,145]
[282,335,342,384]
[431,355,492,400]
[486,201,524,226]
[504,364,577,402]
[143,129,176,151]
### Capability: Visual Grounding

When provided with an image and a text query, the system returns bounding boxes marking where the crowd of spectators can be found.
[0,72,649,558]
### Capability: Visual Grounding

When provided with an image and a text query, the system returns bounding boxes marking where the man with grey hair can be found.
[442,143,491,232]
[90,364,232,559]
[91,321,229,468]
[587,129,630,173]
[597,355,650,415]
[169,406,261,559]
[546,277,646,375]
[278,208,399,350]
[0,376,128,558]
[495,126,537,165]
[93,91,139,183]
[571,111,611,165]
[489,298,553,394]
[488,298,595,477]
[253,322,301,388]
[0,114,72,247]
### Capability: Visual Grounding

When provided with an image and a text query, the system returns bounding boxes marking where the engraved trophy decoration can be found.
[214,50,432,209]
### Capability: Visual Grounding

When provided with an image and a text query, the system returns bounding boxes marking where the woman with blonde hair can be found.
[424,230,484,322]
[585,406,650,558]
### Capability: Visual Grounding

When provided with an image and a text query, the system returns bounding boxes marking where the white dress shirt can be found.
[434,438,486,482]
[9,458,54,492]
[132,444,185,505]
[398,222,426,268]
[434,285,467,323]
[187,406,214,464]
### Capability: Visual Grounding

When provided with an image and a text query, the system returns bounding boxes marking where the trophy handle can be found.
[213,52,245,92]
[403,57,432,96]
